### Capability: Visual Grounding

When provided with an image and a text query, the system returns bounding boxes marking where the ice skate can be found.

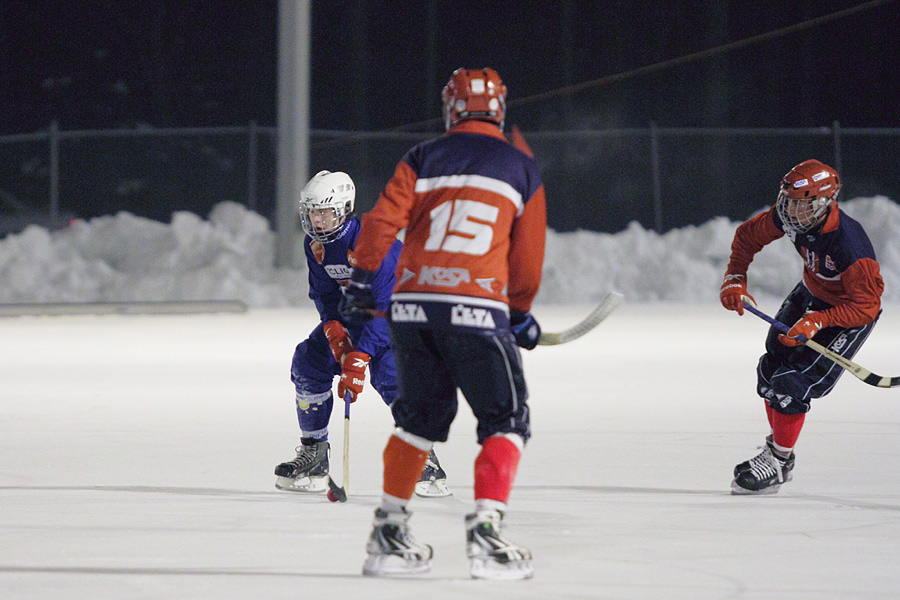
[733,434,774,476]
[731,440,795,495]
[362,508,432,577]
[414,449,452,498]
[465,509,533,580]
[274,440,329,493]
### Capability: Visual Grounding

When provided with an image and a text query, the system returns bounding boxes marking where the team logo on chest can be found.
[325,264,351,280]
[310,240,325,264]
[802,248,818,272]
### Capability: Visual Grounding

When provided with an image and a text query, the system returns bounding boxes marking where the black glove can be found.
[510,310,541,350]
[339,268,377,323]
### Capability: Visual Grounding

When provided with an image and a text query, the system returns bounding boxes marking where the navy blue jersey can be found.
[304,217,401,356]
[728,204,883,328]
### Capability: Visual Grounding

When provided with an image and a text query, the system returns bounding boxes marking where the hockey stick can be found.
[536,291,624,346]
[741,295,900,389]
[326,392,352,502]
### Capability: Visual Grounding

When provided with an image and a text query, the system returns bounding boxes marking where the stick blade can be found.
[537,292,624,346]
[327,477,347,502]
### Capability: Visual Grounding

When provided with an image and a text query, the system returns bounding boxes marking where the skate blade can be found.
[362,553,431,577]
[730,479,782,495]
[469,556,534,580]
[414,478,452,498]
[275,475,328,493]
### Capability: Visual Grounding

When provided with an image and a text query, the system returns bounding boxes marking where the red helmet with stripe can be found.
[441,68,507,131]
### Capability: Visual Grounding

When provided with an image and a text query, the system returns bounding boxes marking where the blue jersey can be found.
[304,217,401,357]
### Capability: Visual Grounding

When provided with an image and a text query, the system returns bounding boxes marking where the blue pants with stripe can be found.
[757,283,878,415]
[388,325,530,444]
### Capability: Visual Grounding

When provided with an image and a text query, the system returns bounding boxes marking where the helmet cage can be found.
[298,170,355,243]
[775,189,835,234]
[776,160,840,234]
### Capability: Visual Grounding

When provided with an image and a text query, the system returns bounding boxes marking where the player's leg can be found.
[275,327,340,492]
[363,327,456,576]
[734,288,878,494]
[443,330,534,580]
[371,343,452,497]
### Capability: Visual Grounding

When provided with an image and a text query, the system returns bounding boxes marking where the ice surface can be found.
[2,303,899,599]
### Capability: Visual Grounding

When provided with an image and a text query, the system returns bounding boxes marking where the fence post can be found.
[49,120,60,222]
[832,120,842,174]
[649,121,663,232]
[247,120,258,212]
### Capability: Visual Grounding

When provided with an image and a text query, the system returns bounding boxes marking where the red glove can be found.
[338,351,370,402]
[720,273,755,316]
[779,314,824,347]
[323,320,354,365]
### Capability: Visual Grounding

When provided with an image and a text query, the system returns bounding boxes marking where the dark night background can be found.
[1,0,899,233]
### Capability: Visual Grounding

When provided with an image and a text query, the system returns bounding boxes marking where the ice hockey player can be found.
[274,169,450,498]
[720,159,883,494]
[340,68,546,579]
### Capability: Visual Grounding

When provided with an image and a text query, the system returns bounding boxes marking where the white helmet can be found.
[298,170,355,242]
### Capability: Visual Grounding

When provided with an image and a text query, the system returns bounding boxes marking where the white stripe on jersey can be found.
[415,174,524,215]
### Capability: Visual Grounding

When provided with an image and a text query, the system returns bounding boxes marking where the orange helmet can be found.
[441,68,507,131]
[776,159,841,233]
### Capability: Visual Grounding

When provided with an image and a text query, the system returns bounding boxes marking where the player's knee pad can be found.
[294,388,333,435]
[294,388,331,412]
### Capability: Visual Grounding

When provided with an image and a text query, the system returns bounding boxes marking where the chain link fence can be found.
[2,123,899,237]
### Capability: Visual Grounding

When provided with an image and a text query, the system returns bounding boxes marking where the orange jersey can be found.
[352,120,546,331]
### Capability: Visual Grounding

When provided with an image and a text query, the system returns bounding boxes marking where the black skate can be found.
[414,449,451,498]
[274,440,329,493]
[362,508,433,577]
[734,434,774,476]
[465,509,533,580]
[731,440,795,495]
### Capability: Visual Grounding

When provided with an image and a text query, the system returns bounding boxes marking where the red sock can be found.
[771,411,805,453]
[474,435,522,504]
[765,401,775,429]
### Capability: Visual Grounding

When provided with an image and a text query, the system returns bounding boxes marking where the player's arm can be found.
[721,208,783,314]
[507,185,546,350]
[507,185,546,313]
[354,240,401,355]
[353,162,417,273]
[814,258,884,328]
[725,208,784,276]
[342,163,416,321]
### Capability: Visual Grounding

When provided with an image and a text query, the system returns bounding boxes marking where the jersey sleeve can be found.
[353,162,418,273]
[507,184,546,312]
[811,257,883,328]
[354,240,402,356]
[726,208,784,276]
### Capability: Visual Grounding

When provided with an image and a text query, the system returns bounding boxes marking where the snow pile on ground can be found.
[0,197,897,307]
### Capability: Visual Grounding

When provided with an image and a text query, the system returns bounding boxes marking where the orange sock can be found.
[382,434,429,501]
[474,435,522,504]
